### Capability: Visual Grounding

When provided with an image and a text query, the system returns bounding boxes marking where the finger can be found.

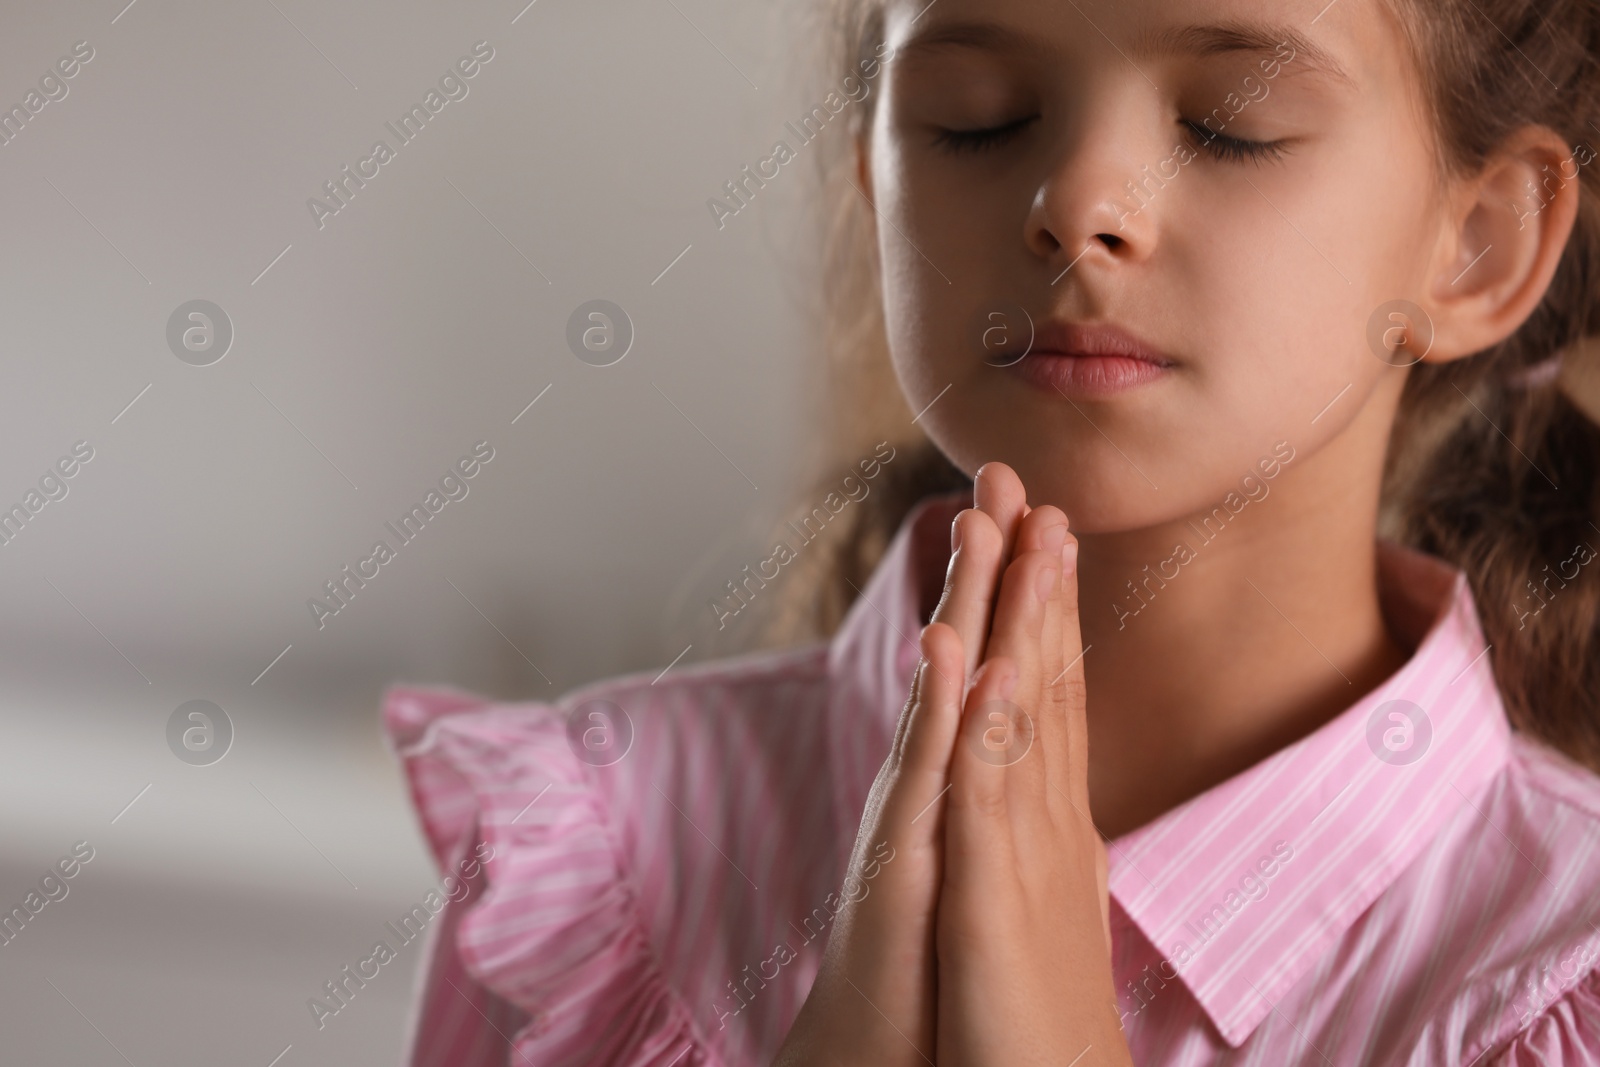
[1052,534,1092,811]
[892,621,965,799]
[931,462,1031,684]
[842,627,955,973]
[1007,507,1071,812]
[1096,836,1112,954]
[930,507,1006,684]
[973,461,1030,562]
[944,655,1024,878]
[984,545,1061,829]
[975,543,1059,754]
[873,624,964,874]
[1012,505,1071,695]
[804,624,966,1065]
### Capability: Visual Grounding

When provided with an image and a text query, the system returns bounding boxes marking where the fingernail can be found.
[951,514,963,553]
[1061,539,1078,576]
[1042,523,1068,553]
[1036,564,1059,602]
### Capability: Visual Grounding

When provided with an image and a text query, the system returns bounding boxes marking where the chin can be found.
[937,436,1164,532]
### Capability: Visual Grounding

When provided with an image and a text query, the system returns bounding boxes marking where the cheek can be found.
[1228,109,1434,342]
[870,128,1023,415]
[870,126,956,397]
[1174,143,1420,426]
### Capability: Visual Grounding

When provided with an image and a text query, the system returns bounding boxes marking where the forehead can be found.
[882,0,1407,93]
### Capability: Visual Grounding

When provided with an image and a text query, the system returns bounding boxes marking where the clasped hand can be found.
[774,462,1134,1066]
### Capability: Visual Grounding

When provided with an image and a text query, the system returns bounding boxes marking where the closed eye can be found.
[931,114,1038,155]
[1180,119,1290,163]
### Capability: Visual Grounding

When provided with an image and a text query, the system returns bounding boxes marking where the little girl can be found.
[383,0,1600,1062]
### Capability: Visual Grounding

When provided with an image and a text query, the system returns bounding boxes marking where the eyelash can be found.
[930,116,1291,165]
[1179,119,1290,163]
[930,115,1037,155]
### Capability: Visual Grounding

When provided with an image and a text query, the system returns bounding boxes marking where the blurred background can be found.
[0,1,844,1062]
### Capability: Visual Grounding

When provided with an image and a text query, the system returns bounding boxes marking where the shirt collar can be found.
[1106,543,1511,1046]
[826,493,1513,1046]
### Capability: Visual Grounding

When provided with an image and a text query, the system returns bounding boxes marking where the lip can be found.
[1008,321,1177,399]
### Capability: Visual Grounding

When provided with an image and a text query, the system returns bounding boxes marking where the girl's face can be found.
[868,0,1443,532]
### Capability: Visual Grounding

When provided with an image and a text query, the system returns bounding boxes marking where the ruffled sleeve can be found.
[383,683,717,1067]
[1491,966,1600,1065]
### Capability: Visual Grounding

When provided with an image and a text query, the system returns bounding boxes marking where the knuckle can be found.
[1005,548,1052,590]
[968,508,1003,548]
[964,781,1009,820]
[1030,503,1069,528]
[1053,672,1088,706]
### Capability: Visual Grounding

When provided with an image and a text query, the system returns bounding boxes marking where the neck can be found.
[1075,417,1412,840]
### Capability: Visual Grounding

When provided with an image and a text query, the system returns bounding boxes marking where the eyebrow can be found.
[897,18,1356,90]
[896,20,1037,57]
[1131,21,1356,88]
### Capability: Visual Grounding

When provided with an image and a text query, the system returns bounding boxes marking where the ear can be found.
[1417,124,1584,365]
[854,129,870,193]
[853,128,879,258]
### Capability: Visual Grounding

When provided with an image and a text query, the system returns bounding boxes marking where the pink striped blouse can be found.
[383,490,1600,1066]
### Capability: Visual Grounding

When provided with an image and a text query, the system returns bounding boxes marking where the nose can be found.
[1023,105,1159,274]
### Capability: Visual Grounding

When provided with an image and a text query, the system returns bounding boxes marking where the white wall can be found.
[0,0,832,1062]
